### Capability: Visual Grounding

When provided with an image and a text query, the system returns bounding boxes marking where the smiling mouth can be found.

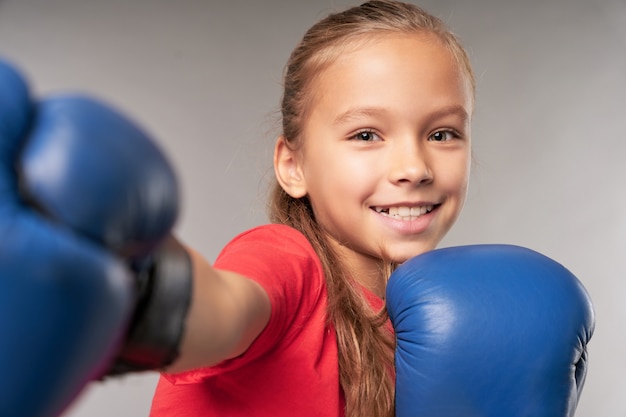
[372,205,435,220]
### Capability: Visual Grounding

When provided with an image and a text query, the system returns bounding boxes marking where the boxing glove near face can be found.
[0,59,134,417]
[387,244,594,417]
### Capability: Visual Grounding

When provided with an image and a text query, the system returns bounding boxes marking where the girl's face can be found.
[278,33,473,281]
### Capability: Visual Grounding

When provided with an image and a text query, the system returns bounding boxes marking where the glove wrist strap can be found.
[108,236,192,375]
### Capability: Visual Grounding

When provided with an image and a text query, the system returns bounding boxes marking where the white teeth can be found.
[397,207,410,216]
[374,205,433,220]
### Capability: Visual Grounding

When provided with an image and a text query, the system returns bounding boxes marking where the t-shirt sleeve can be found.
[163,224,325,385]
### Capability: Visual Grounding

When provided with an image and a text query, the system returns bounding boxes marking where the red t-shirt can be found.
[149,224,385,417]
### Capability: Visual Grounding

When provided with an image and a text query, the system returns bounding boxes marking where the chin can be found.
[390,245,437,264]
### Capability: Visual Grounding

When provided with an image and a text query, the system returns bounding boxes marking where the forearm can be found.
[165,247,271,374]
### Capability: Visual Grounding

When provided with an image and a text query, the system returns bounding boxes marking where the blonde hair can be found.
[268,1,475,416]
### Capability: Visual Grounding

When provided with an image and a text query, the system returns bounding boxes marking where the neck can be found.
[327,239,388,299]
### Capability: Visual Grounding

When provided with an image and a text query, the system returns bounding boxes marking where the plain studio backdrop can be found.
[0,0,624,415]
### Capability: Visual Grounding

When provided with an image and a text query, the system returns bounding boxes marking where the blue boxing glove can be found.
[0,55,193,417]
[19,91,179,257]
[387,245,595,417]
[16,70,193,375]
[0,61,134,417]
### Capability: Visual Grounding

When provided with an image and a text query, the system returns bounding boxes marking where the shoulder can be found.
[227,223,311,247]
[214,223,323,286]
[216,224,316,262]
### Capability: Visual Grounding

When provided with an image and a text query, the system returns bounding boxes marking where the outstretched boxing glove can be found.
[18,90,193,375]
[0,60,134,417]
[1,55,193,417]
[387,244,595,417]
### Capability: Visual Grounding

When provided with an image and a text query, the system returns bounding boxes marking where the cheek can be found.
[437,153,471,197]
[307,149,373,192]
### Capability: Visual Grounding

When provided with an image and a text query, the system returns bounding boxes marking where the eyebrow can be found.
[332,104,471,127]
[332,106,389,126]
[424,104,471,126]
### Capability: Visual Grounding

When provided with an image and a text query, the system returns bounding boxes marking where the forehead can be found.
[305,33,474,124]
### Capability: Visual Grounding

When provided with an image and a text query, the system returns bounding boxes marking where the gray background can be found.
[0,0,624,416]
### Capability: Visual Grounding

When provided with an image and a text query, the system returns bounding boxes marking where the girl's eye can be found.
[351,130,381,142]
[429,130,458,142]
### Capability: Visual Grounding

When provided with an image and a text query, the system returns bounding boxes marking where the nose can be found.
[388,139,433,186]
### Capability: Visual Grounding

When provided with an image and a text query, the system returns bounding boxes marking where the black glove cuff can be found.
[107,235,193,375]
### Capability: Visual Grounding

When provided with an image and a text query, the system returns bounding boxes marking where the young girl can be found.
[150,1,475,416]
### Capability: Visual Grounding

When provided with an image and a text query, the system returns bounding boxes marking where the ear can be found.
[273,136,307,198]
